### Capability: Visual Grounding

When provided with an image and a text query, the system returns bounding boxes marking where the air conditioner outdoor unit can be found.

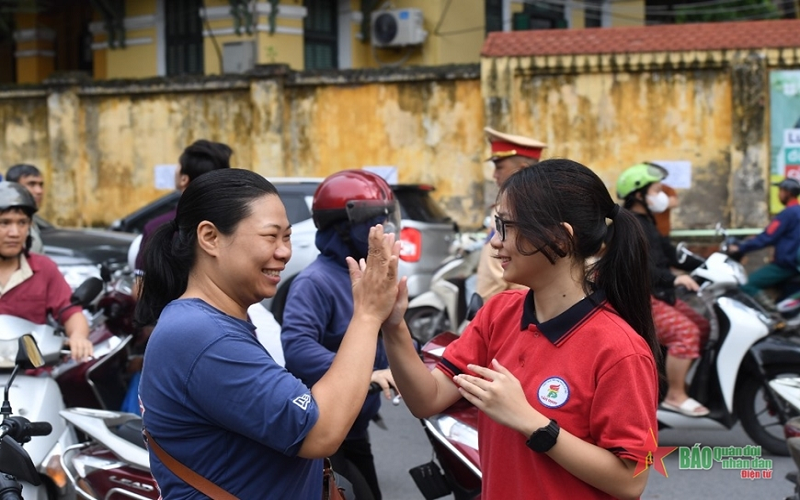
[370,8,427,48]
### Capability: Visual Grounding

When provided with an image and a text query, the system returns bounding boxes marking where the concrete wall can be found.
[3,46,799,232]
[482,48,800,231]
[0,65,484,228]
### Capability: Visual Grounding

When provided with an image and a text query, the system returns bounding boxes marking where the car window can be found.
[392,186,452,223]
[279,193,313,225]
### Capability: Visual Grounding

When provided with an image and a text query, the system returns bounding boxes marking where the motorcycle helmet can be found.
[616,162,668,199]
[0,181,37,217]
[312,170,400,234]
[0,181,38,255]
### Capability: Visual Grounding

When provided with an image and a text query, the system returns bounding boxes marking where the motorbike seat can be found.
[111,417,147,449]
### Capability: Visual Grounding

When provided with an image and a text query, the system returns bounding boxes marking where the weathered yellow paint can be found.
[609,0,645,27]
[0,70,486,228]
[492,58,735,228]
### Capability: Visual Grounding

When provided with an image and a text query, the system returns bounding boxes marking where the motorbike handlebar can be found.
[0,417,52,445]
[0,474,23,500]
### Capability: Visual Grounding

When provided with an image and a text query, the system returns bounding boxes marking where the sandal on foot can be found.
[660,398,710,417]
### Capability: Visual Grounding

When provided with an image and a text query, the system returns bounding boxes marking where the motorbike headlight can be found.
[59,265,102,291]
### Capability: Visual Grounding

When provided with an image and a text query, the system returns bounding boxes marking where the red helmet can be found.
[312,170,399,231]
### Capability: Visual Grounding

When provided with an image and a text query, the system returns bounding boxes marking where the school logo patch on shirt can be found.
[292,394,312,410]
[537,377,570,408]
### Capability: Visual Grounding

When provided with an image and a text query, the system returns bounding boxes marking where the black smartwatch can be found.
[526,419,560,453]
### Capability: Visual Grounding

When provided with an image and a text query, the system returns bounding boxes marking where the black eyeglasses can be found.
[494,215,516,242]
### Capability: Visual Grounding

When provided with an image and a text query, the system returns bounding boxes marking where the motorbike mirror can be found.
[2,335,44,419]
[0,435,41,485]
[16,334,44,370]
[99,264,112,283]
[465,293,484,322]
[70,277,104,307]
[675,242,688,265]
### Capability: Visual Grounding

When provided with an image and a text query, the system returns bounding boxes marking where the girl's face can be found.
[216,194,292,305]
[490,198,549,288]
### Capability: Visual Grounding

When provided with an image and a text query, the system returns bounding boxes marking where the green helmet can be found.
[616,162,668,199]
[0,181,37,216]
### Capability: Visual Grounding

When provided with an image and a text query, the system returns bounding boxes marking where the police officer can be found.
[475,127,547,301]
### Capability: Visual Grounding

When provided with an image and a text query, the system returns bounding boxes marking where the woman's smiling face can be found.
[490,196,548,288]
[215,194,292,304]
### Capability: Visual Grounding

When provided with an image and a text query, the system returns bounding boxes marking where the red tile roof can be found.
[481,19,800,57]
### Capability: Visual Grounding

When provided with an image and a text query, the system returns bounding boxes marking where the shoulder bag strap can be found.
[144,429,239,500]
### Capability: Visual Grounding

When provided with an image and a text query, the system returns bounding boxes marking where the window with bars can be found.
[165,0,204,76]
[304,0,338,70]
[585,0,604,27]
[513,2,567,30]
[486,0,504,34]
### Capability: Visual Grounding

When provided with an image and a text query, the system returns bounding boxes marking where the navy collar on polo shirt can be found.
[521,288,607,344]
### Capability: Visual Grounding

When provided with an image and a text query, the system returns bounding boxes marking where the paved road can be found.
[370,400,797,500]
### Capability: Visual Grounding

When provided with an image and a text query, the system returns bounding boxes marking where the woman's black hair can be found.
[135,168,279,326]
[500,158,660,363]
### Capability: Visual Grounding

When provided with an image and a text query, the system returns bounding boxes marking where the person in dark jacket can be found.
[281,169,401,500]
[727,177,800,310]
[617,163,711,417]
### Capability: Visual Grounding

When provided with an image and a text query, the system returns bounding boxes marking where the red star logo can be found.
[630,428,677,477]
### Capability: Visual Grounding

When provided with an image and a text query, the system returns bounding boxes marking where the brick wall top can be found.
[481,19,800,58]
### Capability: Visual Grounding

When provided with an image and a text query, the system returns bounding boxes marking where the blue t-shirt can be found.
[139,299,322,499]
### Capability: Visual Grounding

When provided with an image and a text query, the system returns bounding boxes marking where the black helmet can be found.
[0,182,37,216]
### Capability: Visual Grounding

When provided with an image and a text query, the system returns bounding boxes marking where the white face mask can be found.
[646,191,670,214]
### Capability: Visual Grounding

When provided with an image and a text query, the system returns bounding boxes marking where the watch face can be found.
[527,420,559,453]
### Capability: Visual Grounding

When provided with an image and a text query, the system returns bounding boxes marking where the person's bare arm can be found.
[64,311,93,361]
[379,278,462,418]
[455,361,649,500]
[298,226,400,458]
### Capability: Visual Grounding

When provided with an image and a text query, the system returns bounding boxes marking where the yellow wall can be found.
[0,70,485,228]
[609,0,645,27]
[483,52,744,228]
[106,27,158,79]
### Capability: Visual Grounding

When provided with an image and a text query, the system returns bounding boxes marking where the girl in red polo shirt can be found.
[383,159,660,499]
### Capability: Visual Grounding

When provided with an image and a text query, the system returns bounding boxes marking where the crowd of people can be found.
[5,126,800,499]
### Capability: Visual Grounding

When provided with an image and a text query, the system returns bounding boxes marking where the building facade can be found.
[3,0,650,85]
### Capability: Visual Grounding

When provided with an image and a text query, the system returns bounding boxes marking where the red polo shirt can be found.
[0,253,82,325]
[438,289,658,500]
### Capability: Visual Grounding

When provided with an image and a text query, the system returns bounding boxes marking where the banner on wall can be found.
[769,70,800,213]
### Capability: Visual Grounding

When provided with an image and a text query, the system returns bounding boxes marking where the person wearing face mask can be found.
[618,162,711,417]
[726,177,800,311]
[280,169,402,500]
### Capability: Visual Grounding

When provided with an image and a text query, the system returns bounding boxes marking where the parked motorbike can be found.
[0,275,131,500]
[408,296,483,500]
[405,233,484,344]
[60,385,380,500]
[0,334,55,500]
[52,272,139,412]
[661,233,800,456]
[767,379,800,497]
